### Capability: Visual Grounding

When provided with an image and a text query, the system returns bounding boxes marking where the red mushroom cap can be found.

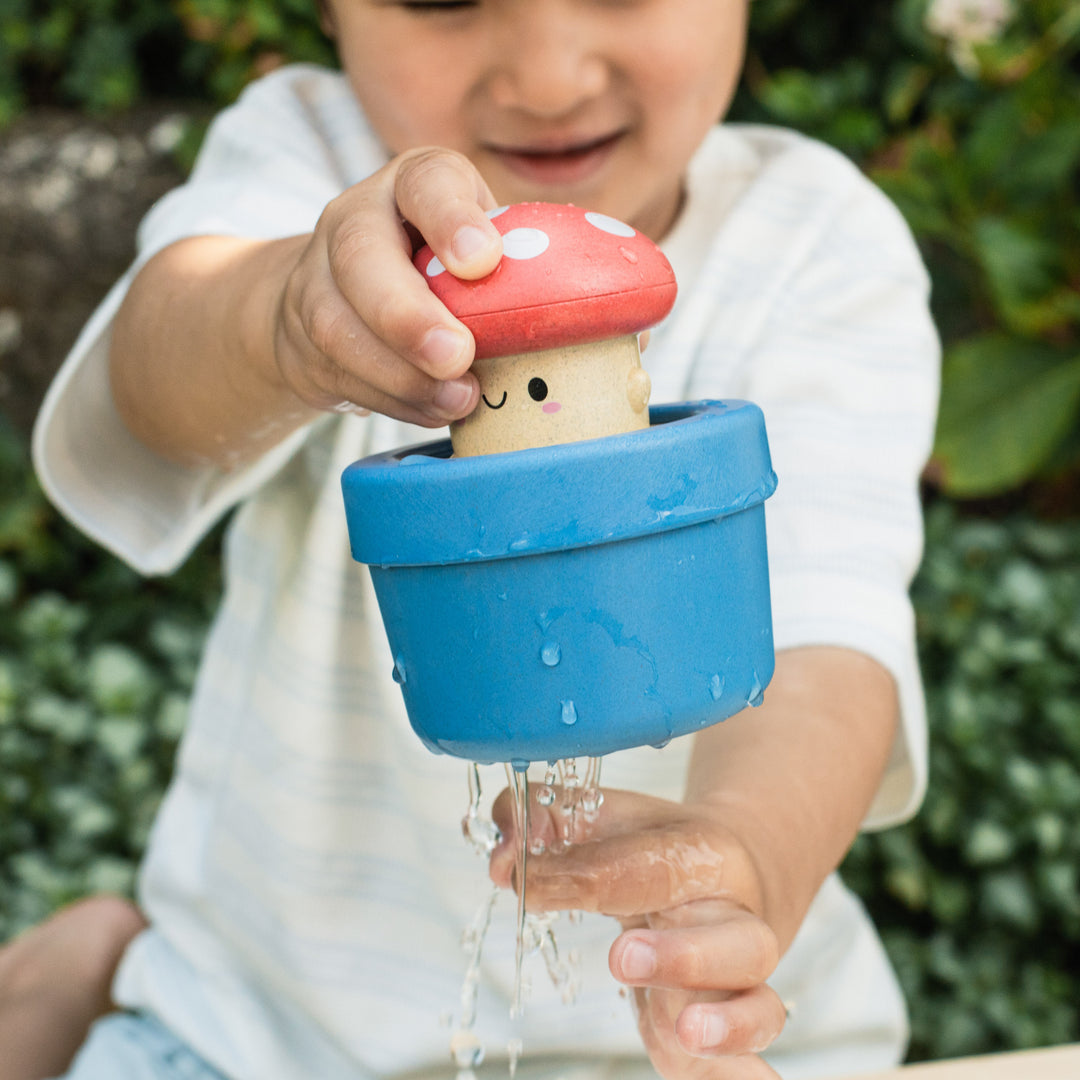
[413,203,677,360]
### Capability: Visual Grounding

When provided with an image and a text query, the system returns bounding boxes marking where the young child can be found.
[17,0,939,1077]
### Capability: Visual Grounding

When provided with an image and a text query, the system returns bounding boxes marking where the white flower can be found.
[925,0,1015,74]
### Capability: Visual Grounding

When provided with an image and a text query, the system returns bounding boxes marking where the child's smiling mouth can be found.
[486,131,626,185]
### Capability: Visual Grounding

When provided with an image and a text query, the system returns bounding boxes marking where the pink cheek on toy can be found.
[542,402,562,414]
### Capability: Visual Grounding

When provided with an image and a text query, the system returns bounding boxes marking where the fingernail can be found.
[693,1009,728,1049]
[452,224,497,263]
[620,939,657,981]
[421,326,469,372]
[433,377,474,417]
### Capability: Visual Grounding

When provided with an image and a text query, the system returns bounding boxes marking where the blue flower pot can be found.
[341,401,777,767]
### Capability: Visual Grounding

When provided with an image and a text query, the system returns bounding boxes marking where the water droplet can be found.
[530,837,547,855]
[508,1038,523,1080]
[541,640,561,666]
[450,1030,485,1068]
[650,737,671,750]
[747,671,765,708]
[560,700,577,726]
[581,787,604,815]
[710,673,725,701]
[461,812,501,856]
[619,245,639,264]
[511,758,530,772]
[535,784,556,807]
[392,655,407,684]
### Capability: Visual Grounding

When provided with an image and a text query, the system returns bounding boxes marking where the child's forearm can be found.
[109,155,507,469]
[109,234,319,469]
[685,646,898,951]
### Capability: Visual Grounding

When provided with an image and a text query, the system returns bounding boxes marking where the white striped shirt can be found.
[33,65,939,1080]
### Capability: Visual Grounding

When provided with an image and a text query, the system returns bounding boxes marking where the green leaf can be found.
[973,216,1060,320]
[884,61,934,124]
[96,714,147,763]
[934,335,1080,496]
[757,68,833,123]
[965,819,1016,865]
[87,644,157,714]
[981,871,1040,933]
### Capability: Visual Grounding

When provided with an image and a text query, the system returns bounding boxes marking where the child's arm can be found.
[491,645,896,1077]
[109,149,504,467]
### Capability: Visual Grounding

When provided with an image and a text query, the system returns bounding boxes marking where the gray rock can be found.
[0,107,202,438]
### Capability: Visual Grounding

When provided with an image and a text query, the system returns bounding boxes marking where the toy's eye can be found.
[528,378,548,402]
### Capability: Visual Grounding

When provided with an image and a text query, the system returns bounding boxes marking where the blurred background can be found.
[0,0,1078,1063]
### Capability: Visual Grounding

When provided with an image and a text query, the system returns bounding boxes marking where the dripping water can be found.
[453,763,502,1080]
[453,757,604,1078]
[506,762,530,1019]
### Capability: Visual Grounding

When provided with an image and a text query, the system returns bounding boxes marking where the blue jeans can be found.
[53,1013,226,1080]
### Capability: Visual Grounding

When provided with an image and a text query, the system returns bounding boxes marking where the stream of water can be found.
[451,758,604,1079]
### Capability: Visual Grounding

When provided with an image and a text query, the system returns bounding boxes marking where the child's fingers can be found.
[392,147,504,280]
[283,148,500,417]
[674,985,788,1060]
[275,259,478,422]
[322,147,500,387]
[636,987,784,1080]
[313,177,478,385]
[609,912,780,992]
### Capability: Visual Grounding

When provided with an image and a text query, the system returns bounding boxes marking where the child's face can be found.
[325,0,748,241]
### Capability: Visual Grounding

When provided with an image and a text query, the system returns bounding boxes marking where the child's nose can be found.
[489,23,608,117]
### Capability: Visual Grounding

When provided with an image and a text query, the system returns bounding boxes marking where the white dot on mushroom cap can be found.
[501,228,550,260]
[425,255,446,277]
[584,211,635,238]
[486,206,510,219]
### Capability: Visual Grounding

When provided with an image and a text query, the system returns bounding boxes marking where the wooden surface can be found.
[846,1044,1080,1079]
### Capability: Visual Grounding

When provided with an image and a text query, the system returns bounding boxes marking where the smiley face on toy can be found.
[413,203,675,456]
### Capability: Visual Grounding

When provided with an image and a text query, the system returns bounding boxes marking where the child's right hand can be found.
[272,147,504,427]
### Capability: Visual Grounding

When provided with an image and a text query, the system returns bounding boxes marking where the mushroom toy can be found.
[413,203,677,456]
[341,206,777,767]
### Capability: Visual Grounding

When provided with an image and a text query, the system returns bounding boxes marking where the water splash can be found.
[451,880,498,1080]
[455,757,602,1078]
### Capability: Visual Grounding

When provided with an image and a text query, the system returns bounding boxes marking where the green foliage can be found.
[0,0,334,121]
[841,500,1080,1060]
[738,0,1080,497]
[0,417,221,937]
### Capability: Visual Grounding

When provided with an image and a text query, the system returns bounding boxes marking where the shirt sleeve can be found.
[740,141,940,828]
[31,66,380,576]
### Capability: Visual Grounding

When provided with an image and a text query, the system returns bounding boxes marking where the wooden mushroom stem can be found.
[451,333,652,457]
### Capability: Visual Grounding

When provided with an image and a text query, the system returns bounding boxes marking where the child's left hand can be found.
[490,787,788,1079]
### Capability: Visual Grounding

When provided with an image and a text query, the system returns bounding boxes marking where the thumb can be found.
[393,147,504,280]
